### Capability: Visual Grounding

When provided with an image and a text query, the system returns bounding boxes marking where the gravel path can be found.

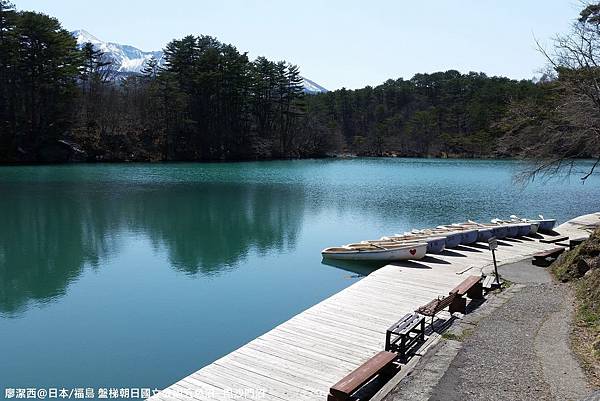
[384,260,593,401]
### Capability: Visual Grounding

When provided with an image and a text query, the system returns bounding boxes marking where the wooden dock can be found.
[149,213,600,401]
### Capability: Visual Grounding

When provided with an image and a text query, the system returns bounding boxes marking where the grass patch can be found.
[572,269,600,386]
[551,246,582,282]
[442,326,475,342]
[441,332,461,341]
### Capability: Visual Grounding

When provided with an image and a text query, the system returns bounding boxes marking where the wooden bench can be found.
[385,313,425,359]
[449,275,483,314]
[327,351,398,401]
[416,293,457,328]
[540,235,569,244]
[532,246,565,267]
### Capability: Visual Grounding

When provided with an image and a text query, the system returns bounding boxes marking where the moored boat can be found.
[493,219,537,237]
[411,229,463,248]
[435,225,479,245]
[379,235,446,254]
[321,242,427,261]
[509,215,539,235]
[536,219,555,232]
[531,215,556,233]
[459,221,508,239]
[491,219,520,237]
[509,214,555,233]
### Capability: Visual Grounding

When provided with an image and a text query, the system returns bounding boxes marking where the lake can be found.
[0,158,598,394]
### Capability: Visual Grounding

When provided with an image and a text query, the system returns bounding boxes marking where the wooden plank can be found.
[246,341,356,373]
[202,363,318,401]
[260,331,367,365]
[263,327,370,358]
[216,353,331,393]
[276,323,381,353]
[234,347,342,384]
[180,376,256,401]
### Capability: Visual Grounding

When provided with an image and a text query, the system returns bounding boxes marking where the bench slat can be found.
[450,275,481,296]
[398,316,423,335]
[388,313,422,334]
[329,351,397,400]
[416,294,455,316]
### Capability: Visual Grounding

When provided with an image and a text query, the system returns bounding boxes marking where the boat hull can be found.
[424,237,446,254]
[492,226,508,239]
[382,235,446,254]
[504,225,520,238]
[516,223,531,237]
[536,219,556,233]
[459,229,479,244]
[444,232,463,248]
[477,228,495,242]
[528,222,539,235]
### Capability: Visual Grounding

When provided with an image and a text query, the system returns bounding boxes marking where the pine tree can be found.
[80,41,111,94]
[0,0,17,159]
[141,55,160,80]
[14,11,81,157]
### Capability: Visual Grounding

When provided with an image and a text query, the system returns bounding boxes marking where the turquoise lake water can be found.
[0,158,598,394]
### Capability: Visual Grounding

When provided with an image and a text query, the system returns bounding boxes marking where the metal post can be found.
[488,237,501,289]
[492,248,500,286]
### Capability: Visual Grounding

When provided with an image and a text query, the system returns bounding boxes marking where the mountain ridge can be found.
[72,29,327,94]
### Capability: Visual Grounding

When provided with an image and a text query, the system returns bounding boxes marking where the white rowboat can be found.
[321,242,427,261]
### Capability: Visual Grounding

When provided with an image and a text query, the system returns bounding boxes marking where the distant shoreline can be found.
[0,153,517,167]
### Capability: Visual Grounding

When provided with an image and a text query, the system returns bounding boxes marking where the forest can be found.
[0,0,594,164]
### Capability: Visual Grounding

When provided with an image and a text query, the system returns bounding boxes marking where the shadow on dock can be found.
[420,256,452,265]
[321,259,387,276]
[391,260,432,269]
[453,245,483,253]
[440,249,468,257]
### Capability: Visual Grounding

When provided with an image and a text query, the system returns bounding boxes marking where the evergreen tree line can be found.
[0,1,80,161]
[75,37,307,161]
[305,71,542,157]
[0,2,547,163]
[0,2,307,162]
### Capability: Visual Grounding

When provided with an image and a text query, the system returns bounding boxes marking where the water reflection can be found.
[0,182,305,316]
[320,259,385,277]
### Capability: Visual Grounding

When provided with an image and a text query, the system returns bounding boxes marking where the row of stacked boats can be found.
[321,215,557,261]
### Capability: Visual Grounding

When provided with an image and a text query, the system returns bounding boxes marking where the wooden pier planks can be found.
[149,213,600,401]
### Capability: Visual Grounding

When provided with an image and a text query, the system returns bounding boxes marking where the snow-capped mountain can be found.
[302,77,328,94]
[72,30,164,74]
[71,30,327,94]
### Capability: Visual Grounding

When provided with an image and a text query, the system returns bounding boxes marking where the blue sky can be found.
[16,0,579,90]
